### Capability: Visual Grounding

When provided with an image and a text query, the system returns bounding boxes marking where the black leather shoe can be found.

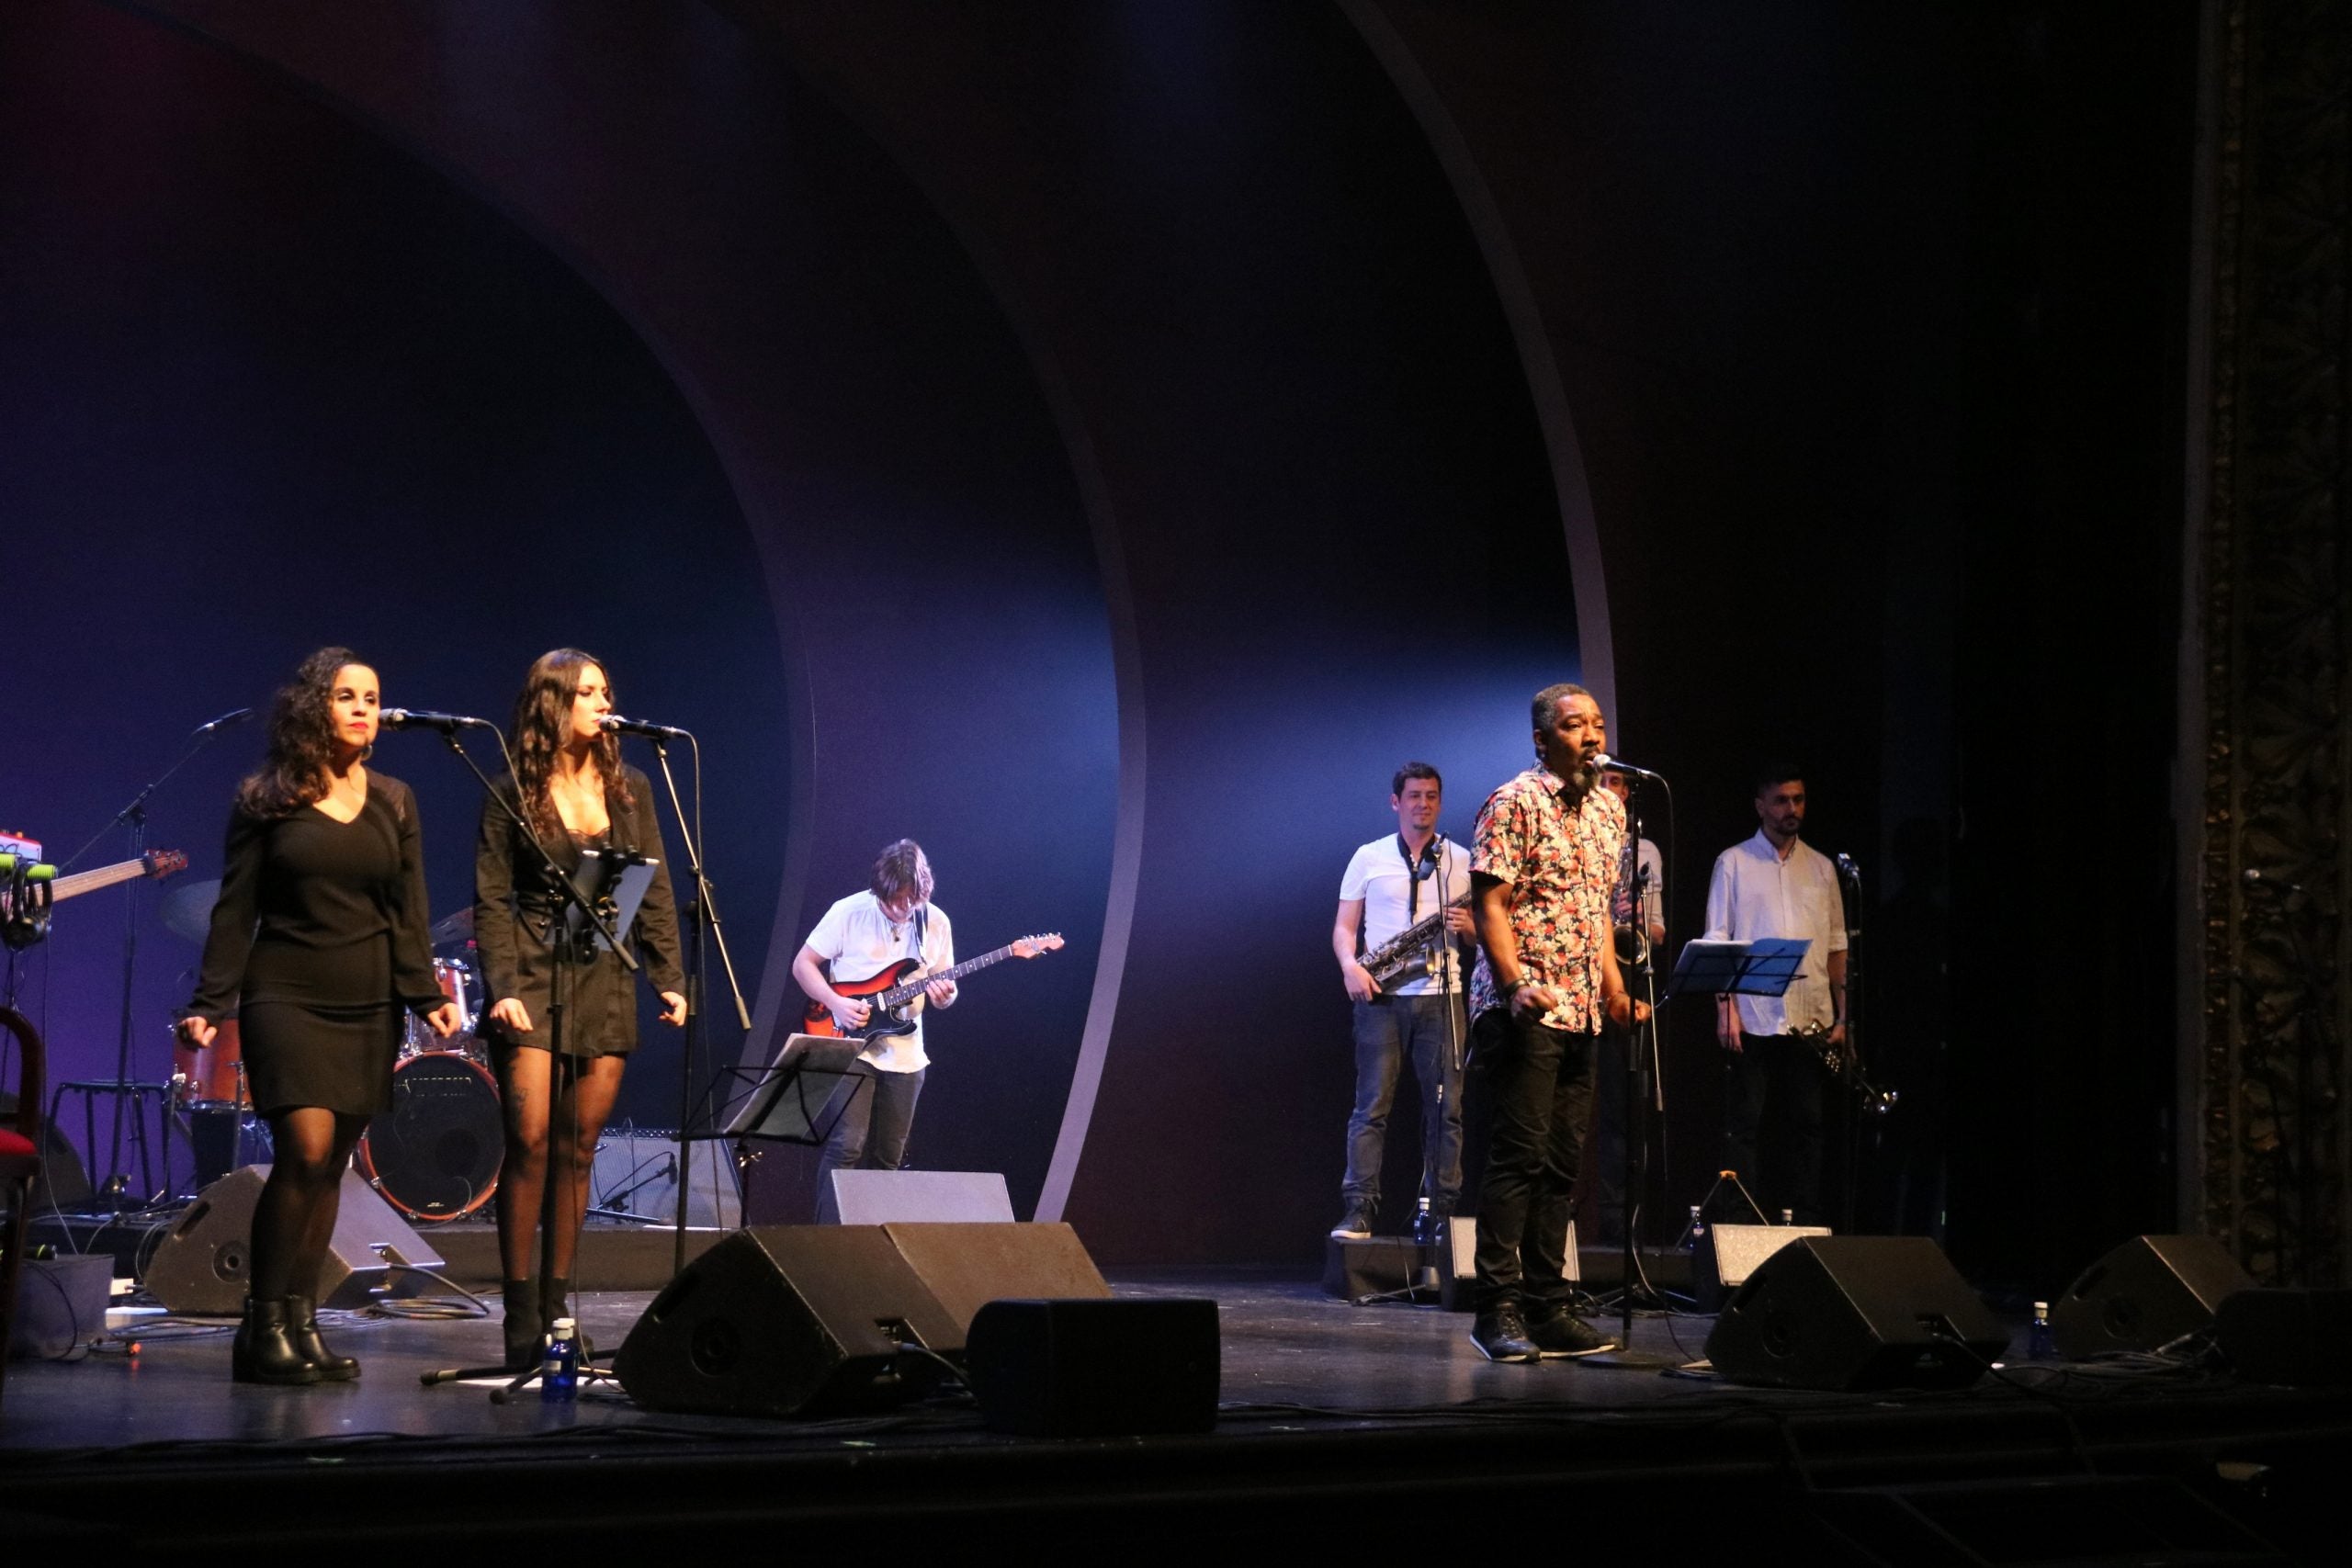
[1525,1310,1621,1359]
[1470,1306,1539,1363]
[232,1298,322,1386]
[284,1292,359,1380]
[1329,1209,1374,1240]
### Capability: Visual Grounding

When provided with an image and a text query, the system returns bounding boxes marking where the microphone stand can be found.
[69,712,243,1208]
[1584,785,1675,1371]
[637,728,751,1273]
[411,725,636,1401]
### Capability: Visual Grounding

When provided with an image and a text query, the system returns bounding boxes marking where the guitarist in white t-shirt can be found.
[1329,762,1474,1240]
[792,839,957,1222]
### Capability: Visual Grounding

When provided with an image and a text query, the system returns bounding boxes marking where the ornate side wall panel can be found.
[2196,0,2352,1284]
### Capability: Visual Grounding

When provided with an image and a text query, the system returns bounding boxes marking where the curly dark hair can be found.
[236,647,373,818]
[870,840,933,905]
[510,648,628,839]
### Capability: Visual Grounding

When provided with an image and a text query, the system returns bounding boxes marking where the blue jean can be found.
[813,1062,926,1223]
[1469,1009,1596,1314]
[1340,990,1466,1217]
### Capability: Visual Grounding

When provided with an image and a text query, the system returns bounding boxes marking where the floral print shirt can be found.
[1468,765,1627,1032]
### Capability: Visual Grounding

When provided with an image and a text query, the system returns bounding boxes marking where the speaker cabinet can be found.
[142,1165,444,1314]
[831,1169,1015,1224]
[881,1222,1108,1335]
[2215,1288,2352,1387]
[616,1225,964,1417]
[1705,1235,2008,1391]
[2051,1235,2253,1359]
[967,1298,1220,1437]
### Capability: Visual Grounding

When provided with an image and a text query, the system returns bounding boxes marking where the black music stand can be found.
[700,1032,865,1147]
[1662,937,1809,1007]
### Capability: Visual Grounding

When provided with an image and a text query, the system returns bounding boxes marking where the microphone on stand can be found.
[191,706,254,737]
[600,715,691,740]
[1592,752,1667,780]
[380,708,494,732]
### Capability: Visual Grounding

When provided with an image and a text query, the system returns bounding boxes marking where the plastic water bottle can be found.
[541,1316,579,1403]
[1687,1204,1707,1252]
[1412,1196,1434,1246]
[2027,1301,2056,1361]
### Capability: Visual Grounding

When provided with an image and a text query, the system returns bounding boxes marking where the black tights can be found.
[492,1046,624,1280]
[250,1107,368,1302]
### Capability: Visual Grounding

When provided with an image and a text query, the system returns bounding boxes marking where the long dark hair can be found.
[236,646,369,818]
[510,648,628,839]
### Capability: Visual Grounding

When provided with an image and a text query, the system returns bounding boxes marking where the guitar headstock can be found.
[1011,932,1065,959]
[146,850,189,880]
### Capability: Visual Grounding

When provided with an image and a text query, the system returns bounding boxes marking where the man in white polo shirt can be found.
[1703,765,1847,1225]
[793,839,957,1222]
[1329,762,1473,1240]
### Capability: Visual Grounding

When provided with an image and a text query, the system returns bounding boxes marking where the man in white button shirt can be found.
[1329,762,1474,1240]
[1703,766,1847,1225]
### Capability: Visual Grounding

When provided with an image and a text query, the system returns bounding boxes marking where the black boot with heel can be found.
[232,1297,322,1386]
[285,1292,359,1380]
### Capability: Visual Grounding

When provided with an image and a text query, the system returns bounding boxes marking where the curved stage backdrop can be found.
[4,0,2203,1280]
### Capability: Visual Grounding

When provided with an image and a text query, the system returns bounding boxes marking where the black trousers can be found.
[1722,1033,1827,1224]
[1468,1009,1597,1314]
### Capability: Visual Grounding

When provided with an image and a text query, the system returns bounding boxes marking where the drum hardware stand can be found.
[411,727,636,1400]
[638,728,751,1273]
[55,709,246,1211]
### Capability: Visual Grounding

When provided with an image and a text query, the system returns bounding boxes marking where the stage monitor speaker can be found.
[2050,1235,2254,1359]
[2214,1288,2352,1387]
[1691,1223,1833,1312]
[881,1221,1109,1336]
[1705,1235,2008,1391]
[967,1298,1220,1437]
[831,1168,1015,1224]
[615,1224,964,1418]
[143,1165,445,1314]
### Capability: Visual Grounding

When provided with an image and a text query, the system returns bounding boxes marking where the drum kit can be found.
[164,890,504,1224]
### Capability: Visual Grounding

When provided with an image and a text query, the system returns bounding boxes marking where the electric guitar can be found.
[803,932,1065,1041]
[2,846,187,949]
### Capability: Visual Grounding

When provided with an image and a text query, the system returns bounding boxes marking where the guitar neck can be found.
[51,860,151,902]
[878,942,1026,1005]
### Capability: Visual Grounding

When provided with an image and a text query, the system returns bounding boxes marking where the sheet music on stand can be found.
[1662,937,1811,1004]
[565,848,659,953]
[684,1032,866,1147]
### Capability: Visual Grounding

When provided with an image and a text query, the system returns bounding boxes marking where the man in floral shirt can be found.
[1464,683,1650,1362]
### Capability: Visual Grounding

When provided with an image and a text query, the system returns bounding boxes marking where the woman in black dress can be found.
[475,649,685,1368]
[180,649,460,1384]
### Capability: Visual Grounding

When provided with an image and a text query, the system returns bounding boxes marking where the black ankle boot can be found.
[502,1277,542,1371]
[232,1298,322,1386]
[285,1293,359,1381]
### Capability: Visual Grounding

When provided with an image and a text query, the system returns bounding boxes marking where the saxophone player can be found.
[1329,762,1473,1239]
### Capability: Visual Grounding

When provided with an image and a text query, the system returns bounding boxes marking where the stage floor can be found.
[4,1272,2346,1556]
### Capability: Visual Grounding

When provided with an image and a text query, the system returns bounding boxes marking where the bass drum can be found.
[357,1052,503,1224]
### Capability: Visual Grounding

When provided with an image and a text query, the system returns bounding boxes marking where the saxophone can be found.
[1359,896,1469,985]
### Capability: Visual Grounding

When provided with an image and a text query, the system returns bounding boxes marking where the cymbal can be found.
[159,879,221,942]
[429,907,475,944]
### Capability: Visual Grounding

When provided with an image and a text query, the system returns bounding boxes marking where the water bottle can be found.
[541,1316,579,1403]
[1412,1196,1434,1246]
[2027,1301,2056,1361]
[1686,1203,1706,1252]
[1780,1208,1794,1227]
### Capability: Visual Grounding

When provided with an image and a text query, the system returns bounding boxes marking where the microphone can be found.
[192,706,254,736]
[380,708,492,732]
[2243,867,2306,896]
[1593,752,1666,780]
[600,715,690,740]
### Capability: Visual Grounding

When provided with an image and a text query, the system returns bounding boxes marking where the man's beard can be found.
[1558,754,1599,802]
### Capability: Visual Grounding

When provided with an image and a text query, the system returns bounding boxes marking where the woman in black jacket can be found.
[474,648,685,1368]
[180,647,460,1384]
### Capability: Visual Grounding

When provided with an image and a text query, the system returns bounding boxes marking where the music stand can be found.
[1662,937,1809,1006]
[702,1032,866,1147]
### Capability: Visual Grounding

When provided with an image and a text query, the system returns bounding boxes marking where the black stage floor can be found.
[4,1272,2346,1558]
